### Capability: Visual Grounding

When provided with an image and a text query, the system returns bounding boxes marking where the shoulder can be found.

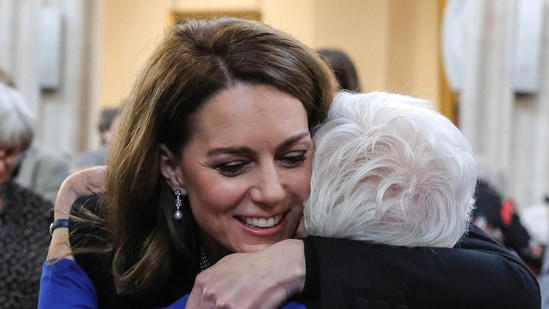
[302,229,540,308]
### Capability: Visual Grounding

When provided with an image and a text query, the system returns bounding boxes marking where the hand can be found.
[186,239,306,309]
[47,166,107,260]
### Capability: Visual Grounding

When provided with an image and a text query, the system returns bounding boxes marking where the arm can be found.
[186,239,306,309]
[38,259,98,309]
[41,167,106,308]
[187,225,539,309]
[47,167,106,261]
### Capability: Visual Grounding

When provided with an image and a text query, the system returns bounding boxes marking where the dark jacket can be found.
[300,225,540,309]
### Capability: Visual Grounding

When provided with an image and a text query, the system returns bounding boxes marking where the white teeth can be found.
[243,215,282,228]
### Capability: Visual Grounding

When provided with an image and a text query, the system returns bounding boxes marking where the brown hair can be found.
[318,48,360,92]
[105,18,333,297]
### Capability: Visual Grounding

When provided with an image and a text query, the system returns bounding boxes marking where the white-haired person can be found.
[0,72,53,308]
[293,91,538,307]
[305,91,476,247]
[0,71,69,204]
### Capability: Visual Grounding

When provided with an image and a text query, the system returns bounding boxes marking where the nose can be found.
[250,162,286,206]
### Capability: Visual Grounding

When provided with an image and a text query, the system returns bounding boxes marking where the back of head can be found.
[98,107,120,134]
[105,18,333,296]
[305,91,477,247]
[0,74,34,150]
[317,48,360,92]
[98,106,121,146]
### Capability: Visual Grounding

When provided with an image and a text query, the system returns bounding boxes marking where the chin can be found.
[235,240,281,253]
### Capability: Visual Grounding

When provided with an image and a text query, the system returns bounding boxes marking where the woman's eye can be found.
[215,161,247,176]
[280,151,307,167]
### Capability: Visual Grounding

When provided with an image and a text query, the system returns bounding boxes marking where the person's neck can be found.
[199,231,231,265]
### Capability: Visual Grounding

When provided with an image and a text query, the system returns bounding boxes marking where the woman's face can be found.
[176,83,313,256]
[0,140,21,185]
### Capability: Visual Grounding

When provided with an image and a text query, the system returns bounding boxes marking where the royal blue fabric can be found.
[38,259,98,309]
[38,259,306,309]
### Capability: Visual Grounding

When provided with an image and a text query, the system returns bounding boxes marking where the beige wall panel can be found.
[102,0,171,107]
[385,0,417,96]
[173,0,259,11]
[386,0,440,105]
[101,0,441,108]
[261,0,315,46]
[411,0,440,105]
[313,0,390,92]
[314,0,389,91]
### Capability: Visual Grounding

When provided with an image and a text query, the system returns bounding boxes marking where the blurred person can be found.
[472,179,543,273]
[40,19,539,309]
[317,48,360,92]
[72,106,121,171]
[0,74,52,308]
[0,71,69,204]
[520,196,549,247]
[12,145,70,204]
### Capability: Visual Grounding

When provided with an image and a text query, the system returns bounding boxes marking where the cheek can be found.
[187,177,247,215]
[287,160,313,204]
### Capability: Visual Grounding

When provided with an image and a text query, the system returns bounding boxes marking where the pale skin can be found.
[47,84,311,309]
[47,166,107,261]
[0,141,22,212]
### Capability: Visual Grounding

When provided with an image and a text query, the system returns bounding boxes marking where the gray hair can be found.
[305,91,477,248]
[0,82,35,150]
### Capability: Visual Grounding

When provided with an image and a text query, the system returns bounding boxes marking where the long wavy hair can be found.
[105,18,333,297]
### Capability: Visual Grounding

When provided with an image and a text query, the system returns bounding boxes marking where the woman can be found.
[0,74,52,308]
[42,18,539,308]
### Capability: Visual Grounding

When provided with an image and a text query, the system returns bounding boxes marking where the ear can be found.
[159,144,187,194]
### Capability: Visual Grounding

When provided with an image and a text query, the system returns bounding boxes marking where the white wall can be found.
[455,0,549,208]
[0,0,102,154]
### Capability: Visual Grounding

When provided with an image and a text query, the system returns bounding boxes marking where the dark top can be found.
[0,181,52,309]
[300,226,540,308]
[70,196,540,309]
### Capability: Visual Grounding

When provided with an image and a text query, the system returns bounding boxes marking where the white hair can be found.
[0,82,35,149]
[304,91,477,247]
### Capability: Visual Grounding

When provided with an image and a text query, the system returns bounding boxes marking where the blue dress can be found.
[39,259,306,308]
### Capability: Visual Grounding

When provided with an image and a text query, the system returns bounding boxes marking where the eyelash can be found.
[216,161,248,176]
[280,152,307,167]
[214,151,308,177]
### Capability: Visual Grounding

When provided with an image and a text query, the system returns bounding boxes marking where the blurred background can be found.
[2,0,549,269]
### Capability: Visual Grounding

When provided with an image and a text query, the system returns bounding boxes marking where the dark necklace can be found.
[199,246,210,271]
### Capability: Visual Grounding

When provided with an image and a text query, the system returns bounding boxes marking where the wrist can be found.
[274,239,306,293]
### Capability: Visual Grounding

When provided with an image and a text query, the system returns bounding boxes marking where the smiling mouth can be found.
[237,213,284,228]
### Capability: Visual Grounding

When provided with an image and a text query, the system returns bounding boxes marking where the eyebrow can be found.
[206,132,310,156]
